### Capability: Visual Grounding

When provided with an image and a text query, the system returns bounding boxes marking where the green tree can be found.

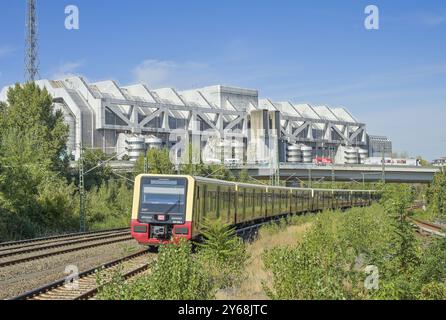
[0,83,69,174]
[85,180,133,230]
[79,149,114,190]
[426,169,446,219]
[134,148,175,175]
[0,84,77,240]
[238,169,250,183]
[416,156,430,167]
[381,184,419,273]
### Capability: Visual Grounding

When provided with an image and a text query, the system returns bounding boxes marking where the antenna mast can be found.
[25,0,39,82]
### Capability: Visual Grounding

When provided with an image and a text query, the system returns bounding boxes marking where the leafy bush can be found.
[262,211,352,300]
[85,180,133,230]
[97,220,249,300]
[426,169,446,221]
[262,198,446,300]
[418,282,446,300]
[97,239,215,300]
[197,219,248,289]
[0,84,79,240]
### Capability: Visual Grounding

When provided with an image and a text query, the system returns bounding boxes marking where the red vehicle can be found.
[313,157,333,165]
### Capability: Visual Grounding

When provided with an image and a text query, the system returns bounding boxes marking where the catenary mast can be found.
[25,0,39,82]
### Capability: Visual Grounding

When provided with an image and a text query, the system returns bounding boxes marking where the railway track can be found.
[407,201,446,238]
[412,218,446,238]
[0,232,133,268]
[0,228,129,250]
[11,250,153,300]
[0,230,130,258]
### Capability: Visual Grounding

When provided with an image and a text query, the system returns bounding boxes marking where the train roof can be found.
[135,174,377,193]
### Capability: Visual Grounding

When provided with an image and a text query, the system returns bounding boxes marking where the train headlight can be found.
[175,227,189,235]
[133,225,148,233]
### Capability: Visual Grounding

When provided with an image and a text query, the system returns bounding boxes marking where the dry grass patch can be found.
[217,222,312,300]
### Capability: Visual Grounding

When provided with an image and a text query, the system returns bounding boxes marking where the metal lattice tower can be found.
[79,143,86,232]
[25,0,39,82]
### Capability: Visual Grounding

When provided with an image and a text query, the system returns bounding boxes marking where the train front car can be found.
[131,175,194,246]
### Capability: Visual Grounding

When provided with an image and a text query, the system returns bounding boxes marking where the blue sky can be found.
[1,0,445,160]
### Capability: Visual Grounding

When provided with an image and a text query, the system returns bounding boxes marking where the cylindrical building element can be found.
[126,136,146,161]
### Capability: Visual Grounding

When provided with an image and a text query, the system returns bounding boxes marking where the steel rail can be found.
[412,219,445,238]
[0,230,130,259]
[0,229,130,254]
[0,235,134,268]
[75,263,150,300]
[11,249,151,300]
[0,227,129,248]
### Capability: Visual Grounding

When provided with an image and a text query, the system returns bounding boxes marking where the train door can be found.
[193,184,200,235]
[230,188,236,225]
[202,184,207,224]
[290,191,295,214]
[216,186,221,219]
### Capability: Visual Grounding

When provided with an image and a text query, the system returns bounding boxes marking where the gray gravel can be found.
[0,239,144,299]
[0,234,132,265]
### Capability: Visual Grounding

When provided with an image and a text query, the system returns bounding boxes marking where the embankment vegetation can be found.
[96,219,248,300]
[97,184,446,300]
[261,184,446,300]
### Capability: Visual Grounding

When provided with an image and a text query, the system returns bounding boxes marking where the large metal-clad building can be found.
[0,76,391,165]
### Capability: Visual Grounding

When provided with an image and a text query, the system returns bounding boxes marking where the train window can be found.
[139,177,187,225]
[209,188,218,220]
[195,186,200,227]
[216,187,221,219]
[298,191,303,211]
[220,188,224,220]
[278,191,282,213]
[227,190,231,223]
[260,190,264,218]
[245,189,251,219]
[250,190,254,218]
[202,186,207,219]
[227,190,231,219]
[281,191,285,213]
[242,189,246,221]
[230,190,236,224]
[270,191,274,214]
[266,191,270,216]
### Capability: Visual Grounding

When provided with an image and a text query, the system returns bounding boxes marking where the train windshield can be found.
[139,177,187,224]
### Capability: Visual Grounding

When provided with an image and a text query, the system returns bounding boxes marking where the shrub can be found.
[85,180,133,230]
[97,239,215,300]
[426,169,446,221]
[262,211,351,300]
[197,219,248,289]
[262,201,446,300]
[418,282,446,300]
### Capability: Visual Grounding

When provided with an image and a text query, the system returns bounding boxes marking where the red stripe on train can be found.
[130,219,192,245]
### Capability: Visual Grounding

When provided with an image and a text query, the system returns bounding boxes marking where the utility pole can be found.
[308,167,312,188]
[79,143,86,232]
[330,146,335,189]
[77,147,130,232]
[274,136,280,186]
[25,0,39,82]
[381,145,386,183]
[270,131,280,186]
[144,145,149,174]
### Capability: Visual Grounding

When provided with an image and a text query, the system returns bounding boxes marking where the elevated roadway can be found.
[233,164,440,184]
[70,162,440,184]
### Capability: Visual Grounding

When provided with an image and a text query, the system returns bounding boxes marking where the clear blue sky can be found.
[1,0,445,160]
